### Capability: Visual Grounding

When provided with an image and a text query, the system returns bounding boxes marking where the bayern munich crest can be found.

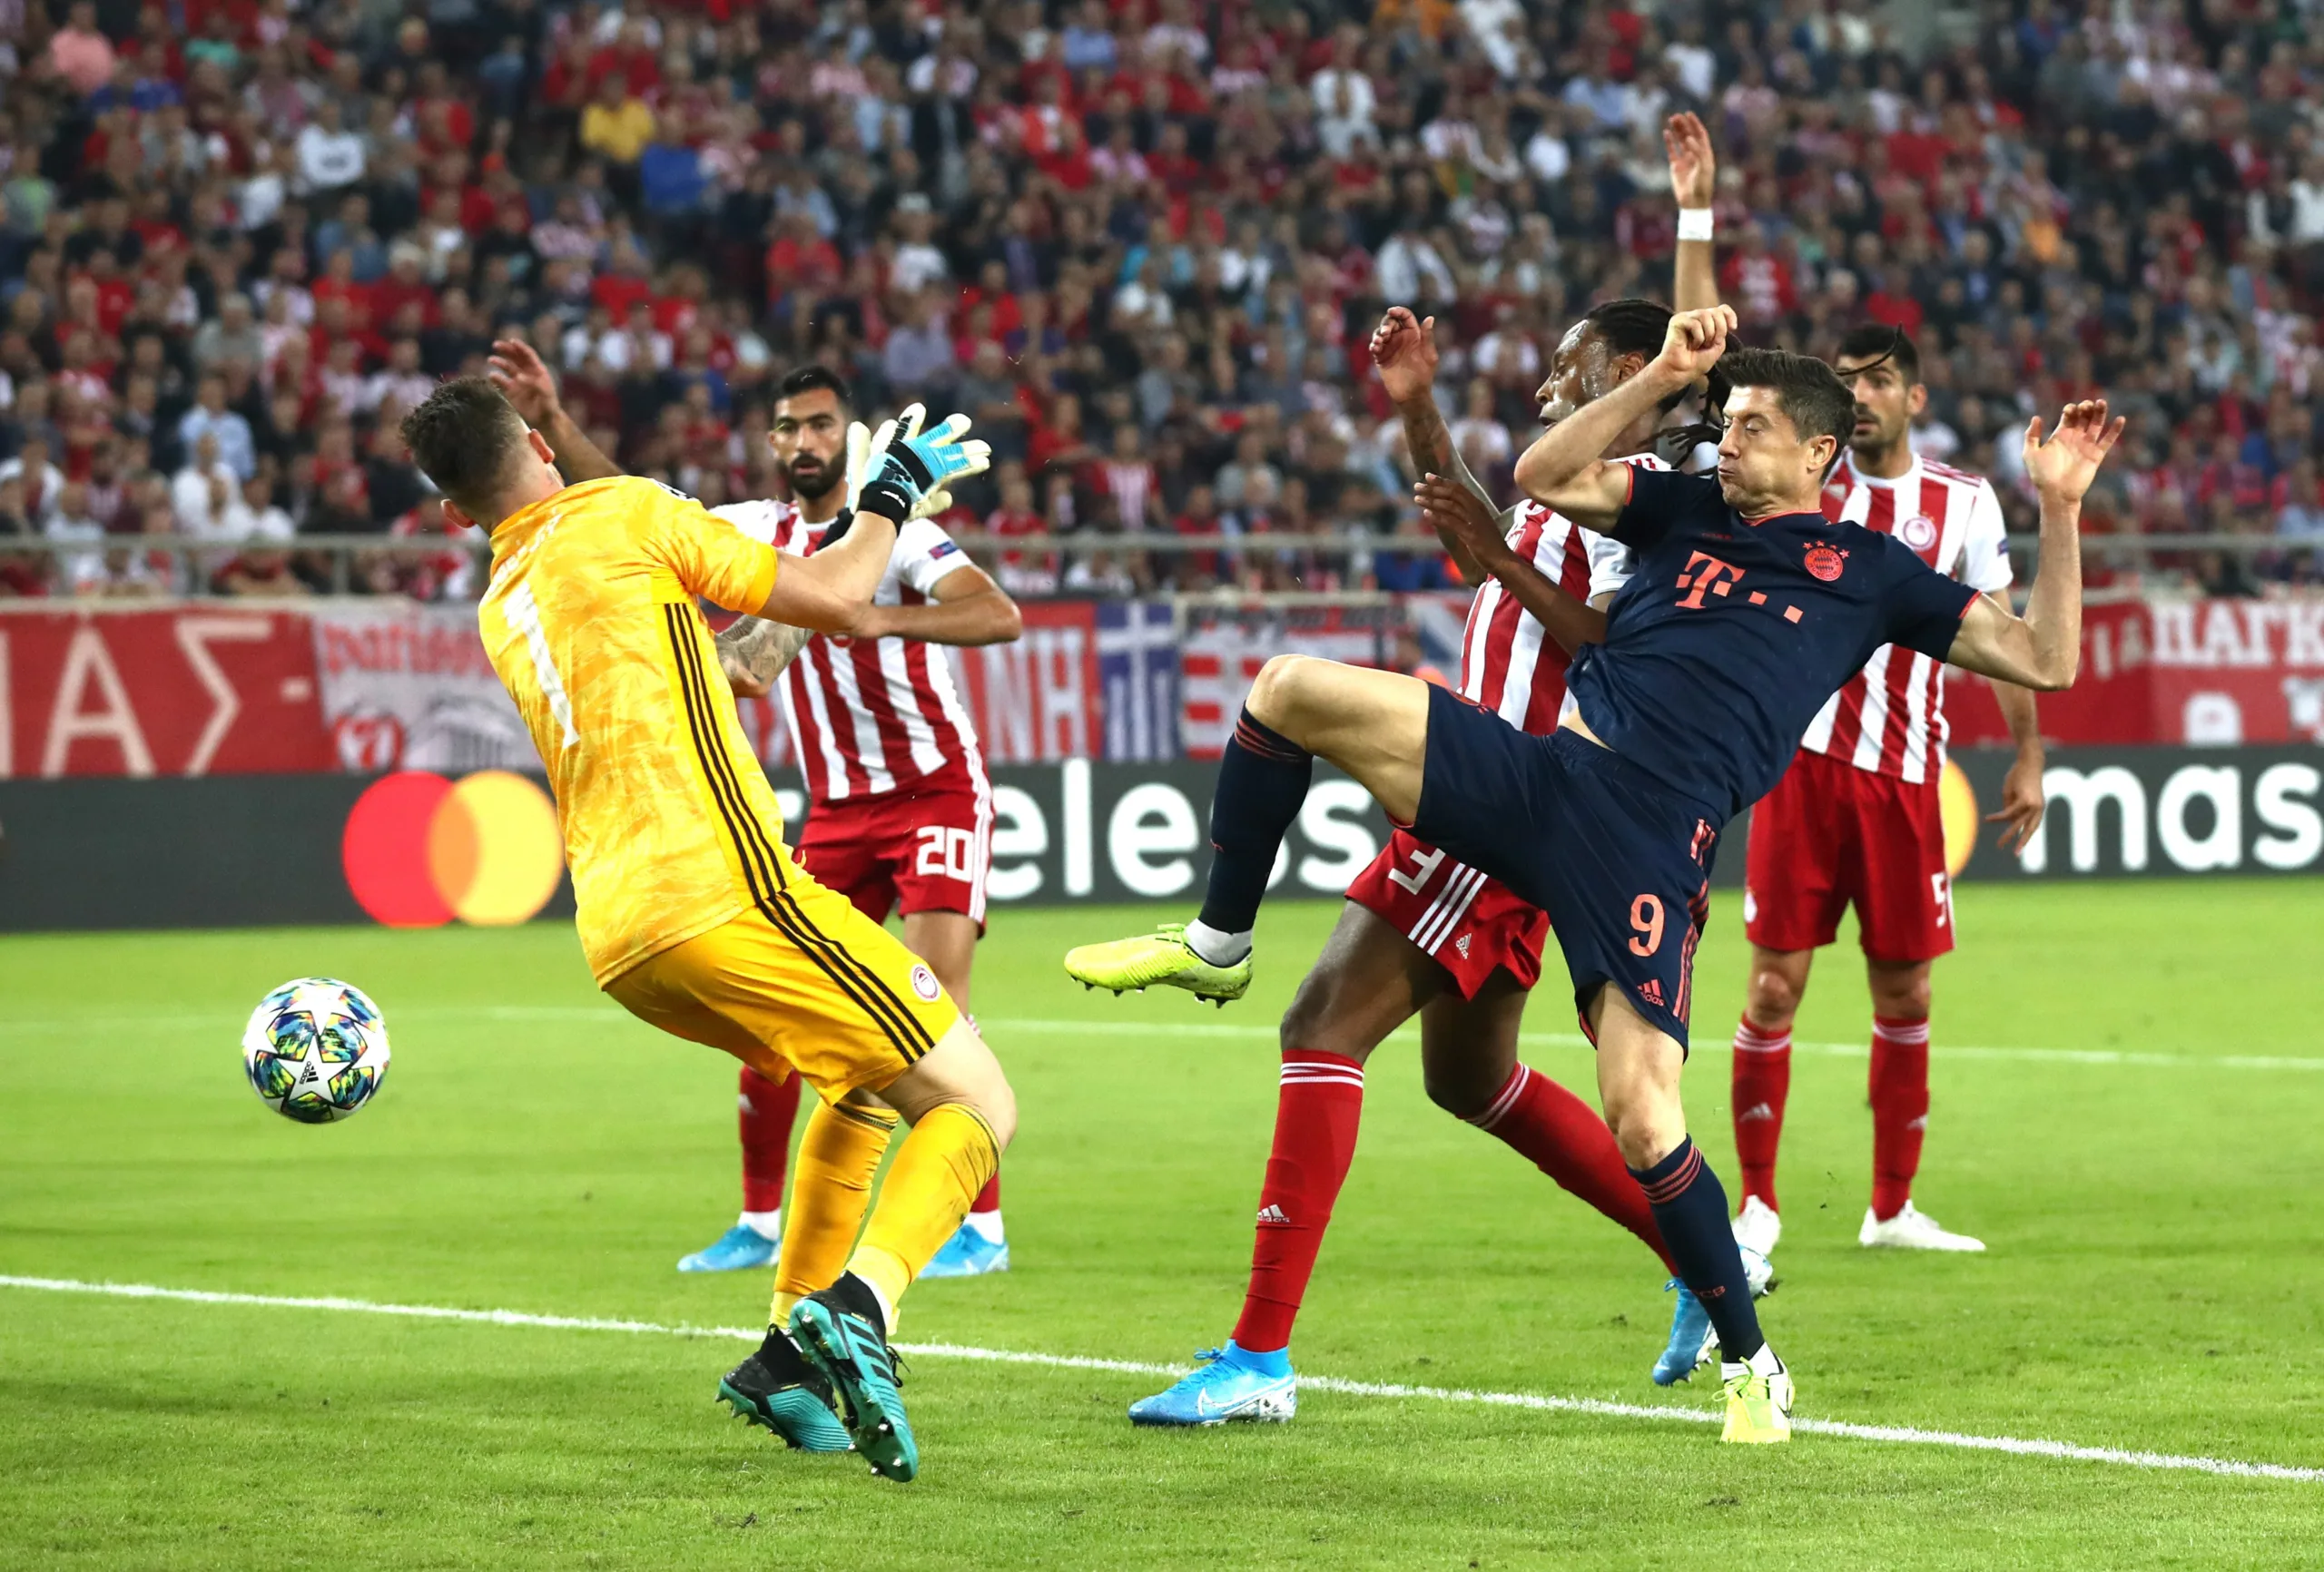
[1897,514,1938,551]
[1803,544,1849,582]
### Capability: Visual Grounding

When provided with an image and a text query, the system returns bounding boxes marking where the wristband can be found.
[853,478,913,526]
[1677,208,1714,242]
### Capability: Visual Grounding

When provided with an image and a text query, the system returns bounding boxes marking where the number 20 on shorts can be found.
[915,825,978,882]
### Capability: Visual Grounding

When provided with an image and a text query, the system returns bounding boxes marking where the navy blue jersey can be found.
[1564,467,1980,819]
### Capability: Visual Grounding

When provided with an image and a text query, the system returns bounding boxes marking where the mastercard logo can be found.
[342,770,565,928]
[1937,758,1977,879]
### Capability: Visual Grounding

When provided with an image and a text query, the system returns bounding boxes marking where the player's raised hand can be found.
[1369,308,1440,406]
[1654,305,1735,382]
[1413,474,1503,561]
[487,338,559,427]
[1664,112,1715,210]
[2022,399,2127,502]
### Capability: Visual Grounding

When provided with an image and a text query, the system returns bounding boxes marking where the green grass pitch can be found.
[3,881,2322,1569]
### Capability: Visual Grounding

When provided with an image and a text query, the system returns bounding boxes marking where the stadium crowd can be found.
[1,0,2321,602]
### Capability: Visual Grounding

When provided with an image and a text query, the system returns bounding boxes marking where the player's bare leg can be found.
[1067,657,1430,999]
[1243,656,1431,822]
[903,909,1009,1276]
[1858,958,1979,1251]
[1592,986,1790,1440]
[902,911,979,1009]
[1729,943,1814,1255]
[1419,985,1679,1278]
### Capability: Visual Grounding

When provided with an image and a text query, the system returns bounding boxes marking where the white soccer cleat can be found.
[1858,1201,1984,1253]
[1740,1242,1776,1299]
[1732,1194,1781,1257]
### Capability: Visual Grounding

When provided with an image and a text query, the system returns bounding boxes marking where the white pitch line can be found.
[5,1274,2318,1484]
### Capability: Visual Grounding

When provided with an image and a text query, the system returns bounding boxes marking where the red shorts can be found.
[1743,748,1954,964]
[793,774,991,928]
[1344,829,1549,999]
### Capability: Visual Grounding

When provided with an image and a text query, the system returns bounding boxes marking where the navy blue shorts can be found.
[1410,684,1721,1050]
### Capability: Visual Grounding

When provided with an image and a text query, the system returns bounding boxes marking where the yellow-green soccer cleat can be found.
[1062,922,1251,1006]
[1719,1352,1794,1444]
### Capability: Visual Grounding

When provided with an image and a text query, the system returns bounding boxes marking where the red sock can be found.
[1467,1064,1676,1275]
[1869,1016,1930,1221]
[970,1174,1000,1213]
[1231,1050,1364,1353]
[1729,1017,1793,1213]
[738,1066,803,1214]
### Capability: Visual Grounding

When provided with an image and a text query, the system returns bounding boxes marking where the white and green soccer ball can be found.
[242,978,391,1124]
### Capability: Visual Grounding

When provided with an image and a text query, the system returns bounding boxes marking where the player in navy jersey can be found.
[1068,304,2125,1443]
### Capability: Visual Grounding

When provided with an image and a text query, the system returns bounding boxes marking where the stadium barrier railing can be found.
[0,529,2313,600]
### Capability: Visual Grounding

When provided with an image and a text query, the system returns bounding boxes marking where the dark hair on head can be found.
[776,364,852,409]
[1835,322,1918,384]
[1578,298,1732,466]
[1581,297,1675,360]
[399,377,532,514]
[1718,346,1856,478]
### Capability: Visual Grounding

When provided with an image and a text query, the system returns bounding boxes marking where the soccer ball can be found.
[242,978,391,1124]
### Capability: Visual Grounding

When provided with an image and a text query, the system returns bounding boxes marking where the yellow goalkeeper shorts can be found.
[605,867,960,1102]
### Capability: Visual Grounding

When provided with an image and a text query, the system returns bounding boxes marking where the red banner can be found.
[8,597,2317,779]
[0,606,330,778]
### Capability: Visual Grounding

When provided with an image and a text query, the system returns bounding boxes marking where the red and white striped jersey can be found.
[715,499,988,803]
[1457,454,1657,732]
[1801,453,2014,783]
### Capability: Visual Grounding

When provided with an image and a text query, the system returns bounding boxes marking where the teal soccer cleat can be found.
[790,1274,919,1480]
[716,1329,852,1453]
[919,1223,1009,1279]
[1128,1343,1297,1426]
[678,1222,777,1273]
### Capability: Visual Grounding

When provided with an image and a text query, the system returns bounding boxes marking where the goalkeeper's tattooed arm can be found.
[717,618,813,699]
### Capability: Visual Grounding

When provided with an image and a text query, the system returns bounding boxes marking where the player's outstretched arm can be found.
[753,409,991,635]
[853,562,1022,645]
[1414,475,1608,654]
[1512,306,1733,528]
[1666,113,1720,315]
[757,512,905,634]
[488,339,622,483]
[1943,400,2125,692]
[1370,308,1497,583]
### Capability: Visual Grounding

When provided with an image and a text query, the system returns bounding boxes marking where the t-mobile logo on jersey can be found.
[1674,551,1745,608]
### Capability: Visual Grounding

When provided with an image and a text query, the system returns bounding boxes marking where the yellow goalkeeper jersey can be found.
[478,476,783,985]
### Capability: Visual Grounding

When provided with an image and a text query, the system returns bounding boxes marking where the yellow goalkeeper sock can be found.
[846,1102,1001,1321]
[771,1098,897,1327]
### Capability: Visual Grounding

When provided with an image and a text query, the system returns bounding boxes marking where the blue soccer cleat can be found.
[1128,1343,1297,1427]
[1652,1245,1776,1386]
[919,1223,1009,1279]
[1654,1280,1717,1386]
[678,1222,777,1273]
